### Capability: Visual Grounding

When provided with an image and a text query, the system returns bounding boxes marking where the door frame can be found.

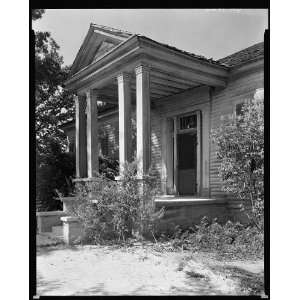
[173,110,202,195]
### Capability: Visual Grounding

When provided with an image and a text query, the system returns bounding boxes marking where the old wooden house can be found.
[38,24,264,243]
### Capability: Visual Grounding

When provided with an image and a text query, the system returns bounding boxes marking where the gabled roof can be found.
[69,23,228,79]
[69,23,264,81]
[217,42,264,68]
[69,24,134,76]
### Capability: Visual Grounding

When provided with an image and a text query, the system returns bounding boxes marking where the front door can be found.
[177,132,197,195]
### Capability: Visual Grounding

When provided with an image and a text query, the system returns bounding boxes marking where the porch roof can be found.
[64,24,229,101]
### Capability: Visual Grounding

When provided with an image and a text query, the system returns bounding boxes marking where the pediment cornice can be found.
[69,24,133,77]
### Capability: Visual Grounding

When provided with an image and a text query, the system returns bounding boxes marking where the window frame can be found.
[177,112,197,133]
[232,98,251,119]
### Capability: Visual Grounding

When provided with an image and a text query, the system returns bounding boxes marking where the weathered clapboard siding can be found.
[150,108,162,175]
[209,66,264,197]
[98,113,119,160]
[155,86,210,116]
[65,111,120,161]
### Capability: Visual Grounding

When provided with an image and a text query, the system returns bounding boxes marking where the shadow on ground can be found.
[75,284,109,296]
[226,266,264,295]
[37,273,63,295]
[37,245,80,257]
[210,264,264,295]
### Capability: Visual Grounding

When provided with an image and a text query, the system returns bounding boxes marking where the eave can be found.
[229,57,264,77]
[65,35,230,100]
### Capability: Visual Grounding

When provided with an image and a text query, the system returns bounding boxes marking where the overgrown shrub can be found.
[211,96,264,230]
[68,161,164,244]
[166,218,264,259]
[98,156,119,180]
[36,138,120,212]
[36,139,75,211]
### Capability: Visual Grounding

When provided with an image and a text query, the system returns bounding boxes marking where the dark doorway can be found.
[177,132,197,195]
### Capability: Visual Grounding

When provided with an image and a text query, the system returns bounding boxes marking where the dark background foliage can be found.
[34,9,76,210]
[36,139,75,211]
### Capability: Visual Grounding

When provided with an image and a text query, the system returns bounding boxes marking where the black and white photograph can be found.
[31,8,269,297]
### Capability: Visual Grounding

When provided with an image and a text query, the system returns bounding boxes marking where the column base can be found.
[61,216,83,245]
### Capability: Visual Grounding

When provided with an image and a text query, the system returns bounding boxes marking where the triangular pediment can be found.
[69,24,133,76]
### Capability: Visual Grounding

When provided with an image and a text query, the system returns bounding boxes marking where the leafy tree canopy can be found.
[32,9,45,21]
[33,10,75,157]
[33,10,76,210]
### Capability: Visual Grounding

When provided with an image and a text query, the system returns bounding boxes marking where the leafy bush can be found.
[68,161,165,244]
[166,218,264,259]
[36,137,121,212]
[211,97,264,230]
[36,139,75,211]
[98,156,119,180]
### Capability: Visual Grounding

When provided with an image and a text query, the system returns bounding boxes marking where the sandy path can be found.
[36,244,258,296]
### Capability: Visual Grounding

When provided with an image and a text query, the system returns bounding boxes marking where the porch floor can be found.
[154,195,227,207]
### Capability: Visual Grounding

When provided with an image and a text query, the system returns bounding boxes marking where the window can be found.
[235,102,245,117]
[179,114,197,130]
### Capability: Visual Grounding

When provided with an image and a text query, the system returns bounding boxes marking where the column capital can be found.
[73,94,80,106]
[75,94,87,105]
[135,63,150,75]
[85,89,98,99]
[117,72,132,84]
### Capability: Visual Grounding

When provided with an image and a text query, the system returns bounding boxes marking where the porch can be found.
[64,24,229,196]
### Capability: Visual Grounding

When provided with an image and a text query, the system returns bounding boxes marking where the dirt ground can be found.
[36,241,264,296]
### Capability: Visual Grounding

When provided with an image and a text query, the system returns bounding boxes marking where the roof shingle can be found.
[217,42,264,68]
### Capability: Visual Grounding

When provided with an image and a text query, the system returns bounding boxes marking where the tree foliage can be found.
[211,95,264,230]
[34,10,76,210]
[32,9,45,21]
[36,139,75,211]
[35,29,75,155]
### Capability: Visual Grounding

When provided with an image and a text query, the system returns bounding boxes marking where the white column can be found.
[161,117,174,194]
[196,110,202,195]
[117,73,132,175]
[75,94,87,178]
[173,117,178,194]
[202,106,210,196]
[86,89,99,178]
[135,64,151,178]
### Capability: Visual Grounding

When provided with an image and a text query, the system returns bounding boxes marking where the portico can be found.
[65,24,229,194]
[71,62,153,181]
